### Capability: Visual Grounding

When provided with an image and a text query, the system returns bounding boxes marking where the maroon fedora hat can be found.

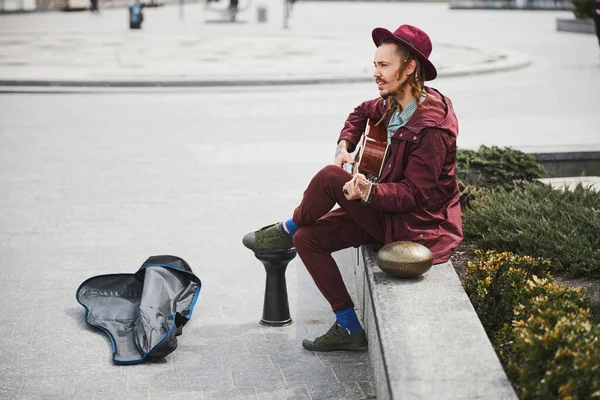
[372,24,437,81]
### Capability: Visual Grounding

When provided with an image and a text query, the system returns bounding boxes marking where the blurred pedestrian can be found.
[243,25,462,351]
[593,0,600,50]
[228,0,238,21]
[129,0,144,29]
[90,0,99,13]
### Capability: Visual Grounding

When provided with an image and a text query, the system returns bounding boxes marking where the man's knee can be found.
[314,165,348,185]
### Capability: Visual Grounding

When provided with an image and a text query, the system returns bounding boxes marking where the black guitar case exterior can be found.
[76,255,201,365]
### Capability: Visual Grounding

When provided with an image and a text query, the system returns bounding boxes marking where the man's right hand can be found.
[335,140,354,168]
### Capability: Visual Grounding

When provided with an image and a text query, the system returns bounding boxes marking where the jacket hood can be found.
[397,86,458,138]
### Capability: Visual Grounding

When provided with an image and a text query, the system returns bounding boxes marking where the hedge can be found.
[464,250,600,399]
[463,182,600,276]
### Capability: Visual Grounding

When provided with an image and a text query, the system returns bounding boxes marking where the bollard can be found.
[257,5,267,23]
[254,249,296,327]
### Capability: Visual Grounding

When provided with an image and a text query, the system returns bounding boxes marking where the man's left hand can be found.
[343,174,366,201]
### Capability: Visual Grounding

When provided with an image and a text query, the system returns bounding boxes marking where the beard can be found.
[378,77,408,100]
[377,80,399,99]
[378,86,396,99]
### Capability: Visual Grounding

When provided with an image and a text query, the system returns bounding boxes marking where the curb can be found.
[0,51,531,89]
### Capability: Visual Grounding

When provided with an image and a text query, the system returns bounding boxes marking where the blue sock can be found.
[282,218,299,237]
[334,308,363,334]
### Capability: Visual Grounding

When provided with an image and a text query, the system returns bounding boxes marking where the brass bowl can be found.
[376,241,433,278]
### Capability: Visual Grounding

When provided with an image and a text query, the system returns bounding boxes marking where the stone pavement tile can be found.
[220,305,265,321]
[0,290,37,315]
[255,385,311,400]
[267,352,321,369]
[306,381,368,400]
[22,358,75,377]
[149,390,203,400]
[67,349,123,377]
[0,319,16,336]
[281,364,339,385]
[115,390,150,400]
[203,387,258,400]
[0,372,25,400]
[11,316,59,344]
[221,354,273,370]
[77,330,118,353]
[179,366,234,391]
[194,305,226,322]
[245,338,300,356]
[41,302,81,324]
[331,364,371,383]
[1,346,54,376]
[19,375,76,399]
[10,319,79,359]
[198,339,249,360]
[171,343,203,368]
[127,371,181,392]
[231,368,287,390]
[0,335,31,354]
[358,380,376,399]
[72,373,127,398]
[315,350,369,367]
[193,339,256,363]
[260,325,303,343]
[191,322,264,342]
[19,395,74,400]
[173,351,222,372]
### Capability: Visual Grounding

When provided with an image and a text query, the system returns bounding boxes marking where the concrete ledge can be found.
[354,245,517,400]
[450,0,572,10]
[556,18,595,34]
[530,151,600,177]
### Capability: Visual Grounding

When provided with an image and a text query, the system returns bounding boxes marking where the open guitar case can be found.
[76,255,201,365]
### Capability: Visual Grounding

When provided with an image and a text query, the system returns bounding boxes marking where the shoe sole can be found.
[302,340,368,352]
[242,234,294,253]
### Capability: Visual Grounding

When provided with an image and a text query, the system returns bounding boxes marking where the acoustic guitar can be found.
[351,119,390,182]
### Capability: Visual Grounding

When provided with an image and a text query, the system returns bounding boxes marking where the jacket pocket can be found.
[410,226,440,241]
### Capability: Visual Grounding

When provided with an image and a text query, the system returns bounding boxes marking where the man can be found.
[243,24,462,351]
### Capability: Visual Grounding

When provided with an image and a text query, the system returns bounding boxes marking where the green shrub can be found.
[457,146,546,206]
[510,278,600,399]
[464,251,600,399]
[464,251,552,366]
[463,182,600,276]
[464,250,551,335]
[571,0,594,18]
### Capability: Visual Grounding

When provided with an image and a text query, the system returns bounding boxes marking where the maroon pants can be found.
[292,165,385,311]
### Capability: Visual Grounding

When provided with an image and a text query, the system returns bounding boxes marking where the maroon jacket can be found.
[338,87,463,263]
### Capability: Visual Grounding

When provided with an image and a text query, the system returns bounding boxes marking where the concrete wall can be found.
[354,245,518,400]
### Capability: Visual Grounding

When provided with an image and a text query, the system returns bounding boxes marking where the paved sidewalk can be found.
[0,2,530,86]
[0,89,376,399]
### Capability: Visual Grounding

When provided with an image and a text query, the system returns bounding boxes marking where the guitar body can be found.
[354,119,389,182]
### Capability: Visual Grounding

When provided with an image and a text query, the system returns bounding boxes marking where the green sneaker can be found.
[302,323,367,352]
[242,222,294,253]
